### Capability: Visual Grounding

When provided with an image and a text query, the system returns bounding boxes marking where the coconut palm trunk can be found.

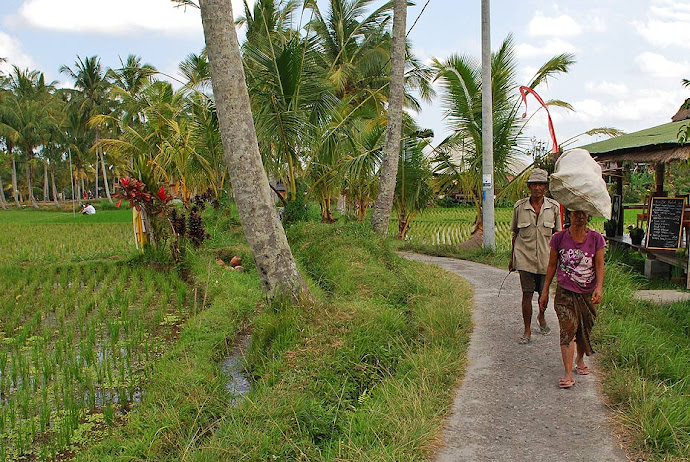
[11,153,20,207]
[199,0,307,300]
[94,150,99,199]
[50,164,59,205]
[95,131,112,202]
[43,161,50,201]
[371,0,407,236]
[99,148,112,201]
[26,159,38,208]
[0,174,7,210]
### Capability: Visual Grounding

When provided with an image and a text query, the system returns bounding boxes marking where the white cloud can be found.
[515,39,577,59]
[519,65,538,85]
[528,12,582,37]
[588,16,607,33]
[635,1,690,48]
[16,0,253,36]
[0,31,34,74]
[635,52,690,78]
[570,89,684,126]
[585,81,629,98]
[649,1,690,22]
[572,99,605,121]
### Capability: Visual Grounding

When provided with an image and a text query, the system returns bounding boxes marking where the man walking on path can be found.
[509,168,561,344]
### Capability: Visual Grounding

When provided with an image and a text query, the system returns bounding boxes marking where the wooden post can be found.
[616,163,624,236]
[655,162,665,196]
[687,248,690,290]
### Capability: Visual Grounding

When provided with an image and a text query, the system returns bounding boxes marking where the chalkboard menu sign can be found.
[645,197,686,249]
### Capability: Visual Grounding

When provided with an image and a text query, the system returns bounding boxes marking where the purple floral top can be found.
[550,229,606,293]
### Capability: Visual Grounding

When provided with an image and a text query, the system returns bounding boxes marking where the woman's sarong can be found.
[554,285,597,355]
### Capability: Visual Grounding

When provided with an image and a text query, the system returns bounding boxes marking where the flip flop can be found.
[575,365,591,375]
[559,378,576,389]
[518,336,531,344]
[538,324,551,335]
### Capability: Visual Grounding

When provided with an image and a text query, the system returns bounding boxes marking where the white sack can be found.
[549,148,611,219]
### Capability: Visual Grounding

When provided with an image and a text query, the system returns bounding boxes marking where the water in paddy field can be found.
[220,334,251,406]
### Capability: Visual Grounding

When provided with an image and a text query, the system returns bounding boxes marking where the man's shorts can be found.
[519,271,545,296]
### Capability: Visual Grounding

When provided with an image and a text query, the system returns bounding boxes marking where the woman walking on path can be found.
[539,210,605,389]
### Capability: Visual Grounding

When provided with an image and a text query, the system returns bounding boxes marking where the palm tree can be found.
[371,0,406,235]
[0,66,58,208]
[0,150,8,209]
[340,119,385,221]
[93,80,224,200]
[432,35,575,235]
[305,0,393,103]
[0,89,20,207]
[60,55,114,201]
[305,0,433,224]
[178,50,211,92]
[198,0,308,300]
[394,134,434,239]
[241,0,336,201]
[107,54,157,128]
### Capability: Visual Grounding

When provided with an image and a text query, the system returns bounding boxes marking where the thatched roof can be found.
[672,98,690,122]
[579,119,690,163]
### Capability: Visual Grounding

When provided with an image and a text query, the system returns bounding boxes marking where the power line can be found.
[407,0,431,37]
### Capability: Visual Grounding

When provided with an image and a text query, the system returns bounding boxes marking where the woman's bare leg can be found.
[560,340,575,384]
[575,338,586,369]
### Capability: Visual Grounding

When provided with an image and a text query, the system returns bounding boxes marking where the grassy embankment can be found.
[1,205,473,461]
[397,205,690,461]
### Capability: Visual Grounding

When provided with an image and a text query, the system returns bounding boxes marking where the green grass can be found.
[595,257,690,461]
[183,222,473,461]
[76,220,473,461]
[0,207,474,461]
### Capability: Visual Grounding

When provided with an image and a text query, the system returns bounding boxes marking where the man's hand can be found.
[508,257,514,272]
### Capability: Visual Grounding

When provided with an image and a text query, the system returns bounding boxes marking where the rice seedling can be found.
[0,210,192,460]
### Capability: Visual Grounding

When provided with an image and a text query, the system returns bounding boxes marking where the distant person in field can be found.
[80,203,96,215]
[539,209,605,389]
[509,168,561,344]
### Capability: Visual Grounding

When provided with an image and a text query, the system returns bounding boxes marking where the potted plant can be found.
[628,225,645,246]
[604,219,618,238]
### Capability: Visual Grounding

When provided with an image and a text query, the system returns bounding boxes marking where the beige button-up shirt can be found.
[510,196,562,274]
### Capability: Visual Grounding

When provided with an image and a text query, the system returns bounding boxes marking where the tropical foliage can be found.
[431,35,575,232]
[0,0,437,232]
[0,1,579,250]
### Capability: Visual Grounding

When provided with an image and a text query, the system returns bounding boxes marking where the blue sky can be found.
[1,0,689,150]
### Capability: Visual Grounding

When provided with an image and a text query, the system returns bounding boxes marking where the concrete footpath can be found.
[398,252,629,462]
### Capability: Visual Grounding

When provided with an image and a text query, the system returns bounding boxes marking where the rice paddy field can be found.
[0,209,190,460]
[397,206,607,249]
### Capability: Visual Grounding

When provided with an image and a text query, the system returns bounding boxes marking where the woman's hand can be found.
[592,287,602,305]
[538,291,549,311]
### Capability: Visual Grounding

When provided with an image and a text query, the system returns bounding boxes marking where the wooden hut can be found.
[580,101,690,226]
[578,101,690,283]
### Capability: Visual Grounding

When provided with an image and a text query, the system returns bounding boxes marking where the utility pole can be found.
[481,0,495,249]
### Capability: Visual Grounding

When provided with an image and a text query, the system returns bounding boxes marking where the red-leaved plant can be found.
[114,178,152,210]
[114,178,212,256]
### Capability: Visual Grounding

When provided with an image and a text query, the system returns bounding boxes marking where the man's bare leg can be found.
[521,292,533,339]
